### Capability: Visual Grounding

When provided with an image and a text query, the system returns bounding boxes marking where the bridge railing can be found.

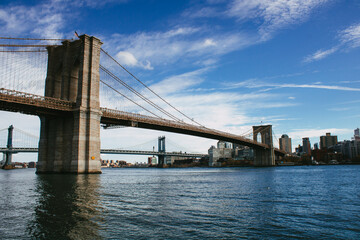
[0,88,75,111]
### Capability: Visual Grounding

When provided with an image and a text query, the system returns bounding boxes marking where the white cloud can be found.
[117,51,138,66]
[105,27,254,69]
[203,39,217,47]
[69,0,128,8]
[231,79,360,92]
[304,22,360,63]
[227,0,329,40]
[339,22,360,48]
[115,51,153,70]
[328,107,352,112]
[303,47,338,63]
[149,68,206,95]
[0,3,64,39]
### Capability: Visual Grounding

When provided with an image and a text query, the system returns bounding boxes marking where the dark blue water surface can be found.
[1,166,359,239]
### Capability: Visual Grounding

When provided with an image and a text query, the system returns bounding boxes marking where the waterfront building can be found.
[295,144,303,156]
[314,143,319,150]
[320,133,338,149]
[354,128,360,141]
[233,145,254,160]
[279,134,292,153]
[164,155,188,165]
[302,137,311,155]
[148,156,157,165]
[334,140,360,160]
[28,162,36,168]
[208,141,233,166]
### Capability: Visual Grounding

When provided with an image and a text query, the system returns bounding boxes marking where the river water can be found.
[0,166,359,239]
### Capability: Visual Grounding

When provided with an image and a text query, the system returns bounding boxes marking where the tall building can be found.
[320,133,338,149]
[208,141,234,166]
[335,140,360,160]
[314,143,319,150]
[279,134,292,153]
[354,128,360,140]
[302,137,311,155]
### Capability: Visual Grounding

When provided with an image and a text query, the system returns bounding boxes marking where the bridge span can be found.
[0,88,280,152]
[0,147,207,158]
[0,35,285,173]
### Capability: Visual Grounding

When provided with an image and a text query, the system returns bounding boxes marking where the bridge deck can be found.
[0,88,285,155]
[0,148,207,157]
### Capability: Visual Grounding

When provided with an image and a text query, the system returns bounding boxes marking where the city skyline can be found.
[0,0,359,162]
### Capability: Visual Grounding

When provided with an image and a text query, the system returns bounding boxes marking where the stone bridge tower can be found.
[36,35,102,174]
[253,125,275,166]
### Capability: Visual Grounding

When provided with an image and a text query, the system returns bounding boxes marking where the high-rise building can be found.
[354,128,360,140]
[320,133,338,149]
[302,137,311,155]
[335,140,360,160]
[314,143,319,150]
[279,134,292,153]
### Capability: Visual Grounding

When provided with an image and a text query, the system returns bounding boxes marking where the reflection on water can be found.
[1,166,360,239]
[28,174,103,239]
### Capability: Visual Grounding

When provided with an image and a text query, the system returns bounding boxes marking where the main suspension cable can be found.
[100,79,163,119]
[0,37,72,41]
[100,65,182,122]
[100,48,204,127]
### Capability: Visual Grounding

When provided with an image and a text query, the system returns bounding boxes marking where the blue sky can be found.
[0,0,359,162]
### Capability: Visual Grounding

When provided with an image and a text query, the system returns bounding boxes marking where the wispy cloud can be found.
[149,68,207,95]
[231,79,360,92]
[227,0,330,40]
[303,46,338,63]
[339,22,360,48]
[0,3,64,39]
[104,0,331,70]
[105,28,254,70]
[304,22,360,62]
[328,107,352,112]
[116,51,153,70]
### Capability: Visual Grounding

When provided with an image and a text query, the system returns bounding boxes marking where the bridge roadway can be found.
[0,147,207,157]
[0,88,285,155]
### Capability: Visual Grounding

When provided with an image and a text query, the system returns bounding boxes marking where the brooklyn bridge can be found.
[0,35,285,173]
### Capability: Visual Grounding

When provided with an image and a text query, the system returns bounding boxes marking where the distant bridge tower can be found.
[36,35,102,174]
[158,136,166,166]
[253,125,275,166]
[2,125,14,169]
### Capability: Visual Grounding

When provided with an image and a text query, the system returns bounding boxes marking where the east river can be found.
[1,165,359,239]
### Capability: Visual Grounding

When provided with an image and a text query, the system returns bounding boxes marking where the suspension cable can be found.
[0,44,59,47]
[0,37,72,41]
[14,128,39,139]
[100,48,204,127]
[0,50,47,53]
[100,79,162,119]
[100,65,182,122]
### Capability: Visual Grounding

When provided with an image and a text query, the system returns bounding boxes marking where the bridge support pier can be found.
[253,125,275,166]
[157,136,166,167]
[2,125,13,169]
[36,35,102,174]
[253,148,275,166]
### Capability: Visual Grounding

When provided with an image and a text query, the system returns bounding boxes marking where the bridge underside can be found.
[100,116,284,158]
[0,94,73,116]
[102,118,255,149]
